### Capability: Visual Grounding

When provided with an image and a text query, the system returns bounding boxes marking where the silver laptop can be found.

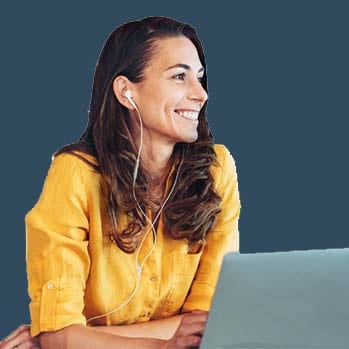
[200,248,349,349]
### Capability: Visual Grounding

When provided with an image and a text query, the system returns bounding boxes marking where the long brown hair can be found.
[54,16,222,253]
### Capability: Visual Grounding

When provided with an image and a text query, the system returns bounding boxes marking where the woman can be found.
[1,16,240,349]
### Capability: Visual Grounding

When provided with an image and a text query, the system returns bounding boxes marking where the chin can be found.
[181,133,198,144]
[171,127,199,144]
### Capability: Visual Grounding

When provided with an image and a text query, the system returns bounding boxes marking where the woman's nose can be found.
[188,78,208,105]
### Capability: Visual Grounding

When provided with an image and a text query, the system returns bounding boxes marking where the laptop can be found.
[200,248,349,349]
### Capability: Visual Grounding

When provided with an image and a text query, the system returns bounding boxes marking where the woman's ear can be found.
[112,76,135,110]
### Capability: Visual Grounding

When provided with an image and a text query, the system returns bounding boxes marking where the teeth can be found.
[175,110,199,120]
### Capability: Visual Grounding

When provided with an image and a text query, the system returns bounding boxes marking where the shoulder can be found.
[213,144,235,166]
[212,144,238,180]
[52,150,98,166]
[51,151,98,175]
[47,151,100,191]
[210,144,239,195]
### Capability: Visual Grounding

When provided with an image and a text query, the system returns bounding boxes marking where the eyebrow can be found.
[165,63,204,74]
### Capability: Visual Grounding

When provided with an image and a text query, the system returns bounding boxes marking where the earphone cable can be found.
[87,94,183,323]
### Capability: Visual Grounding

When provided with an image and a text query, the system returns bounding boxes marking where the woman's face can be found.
[132,36,208,147]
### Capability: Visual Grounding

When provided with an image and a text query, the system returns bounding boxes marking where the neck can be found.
[141,142,174,181]
[129,119,175,182]
[140,142,174,212]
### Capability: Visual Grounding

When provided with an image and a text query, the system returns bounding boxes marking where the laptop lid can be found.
[200,248,349,349]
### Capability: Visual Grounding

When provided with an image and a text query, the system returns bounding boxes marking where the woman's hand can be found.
[165,310,208,349]
[0,324,40,349]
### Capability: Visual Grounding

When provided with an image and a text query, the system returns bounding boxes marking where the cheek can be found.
[164,93,183,112]
[138,84,182,117]
[157,98,179,118]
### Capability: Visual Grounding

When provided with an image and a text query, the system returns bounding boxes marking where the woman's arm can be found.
[40,311,207,349]
[39,324,167,349]
[1,312,206,349]
[93,313,185,339]
[1,325,165,349]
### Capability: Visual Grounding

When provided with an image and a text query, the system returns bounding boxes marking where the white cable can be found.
[87,94,184,323]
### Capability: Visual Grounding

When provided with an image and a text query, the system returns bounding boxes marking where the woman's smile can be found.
[174,109,200,123]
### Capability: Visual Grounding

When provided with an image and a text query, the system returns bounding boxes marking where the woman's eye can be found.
[173,73,186,80]
[172,73,204,84]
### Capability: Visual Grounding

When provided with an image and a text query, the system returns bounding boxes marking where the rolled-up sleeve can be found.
[25,154,91,336]
[182,145,240,312]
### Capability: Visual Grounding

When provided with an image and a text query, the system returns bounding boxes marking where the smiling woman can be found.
[0,16,240,349]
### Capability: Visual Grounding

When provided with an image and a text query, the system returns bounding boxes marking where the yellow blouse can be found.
[26,144,240,336]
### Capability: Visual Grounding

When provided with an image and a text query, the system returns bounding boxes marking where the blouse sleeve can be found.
[25,153,91,336]
[181,145,240,312]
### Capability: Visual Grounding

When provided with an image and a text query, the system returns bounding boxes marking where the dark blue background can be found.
[1,0,348,337]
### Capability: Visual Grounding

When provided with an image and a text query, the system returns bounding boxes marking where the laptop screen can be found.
[200,249,349,348]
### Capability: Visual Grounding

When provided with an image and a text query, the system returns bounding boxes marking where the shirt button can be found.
[150,276,157,282]
[47,283,54,290]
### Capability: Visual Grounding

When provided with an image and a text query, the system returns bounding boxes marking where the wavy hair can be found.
[54,16,222,253]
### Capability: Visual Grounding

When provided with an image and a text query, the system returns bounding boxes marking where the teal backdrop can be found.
[1,0,348,336]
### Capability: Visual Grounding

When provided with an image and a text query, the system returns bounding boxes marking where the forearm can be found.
[39,324,167,349]
[93,314,185,339]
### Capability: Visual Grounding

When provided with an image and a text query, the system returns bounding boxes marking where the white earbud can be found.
[124,89,138,111]
[124,89,133,99]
